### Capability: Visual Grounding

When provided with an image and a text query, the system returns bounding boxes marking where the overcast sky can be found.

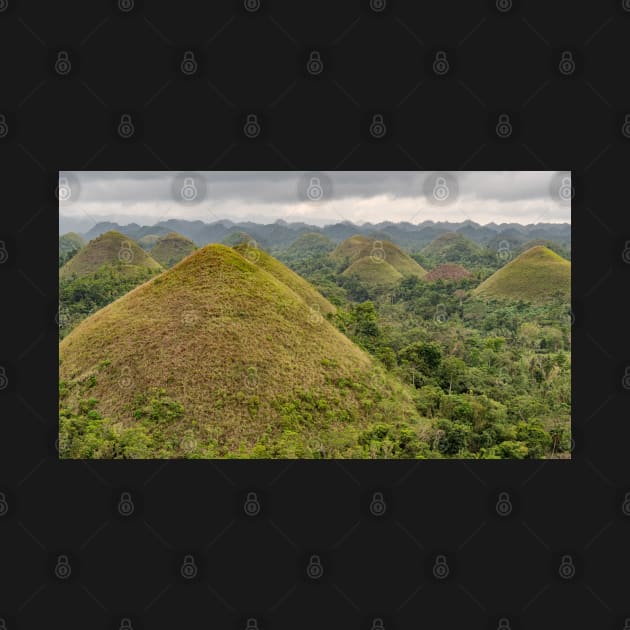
[59,171,571,230]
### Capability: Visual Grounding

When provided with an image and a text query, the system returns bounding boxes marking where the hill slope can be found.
[232,243,336,316]
[60,231,163,280]
[472,246,570,303]
[342,257,403,289]
[421,232,484,265]
[425,263,473,282]
[332,235,427,279]
[59,245,424,458]
[59,232,86,266]
[150,232,197,268]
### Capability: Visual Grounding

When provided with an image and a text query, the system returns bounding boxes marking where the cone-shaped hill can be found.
[425,263,472,282]
[59,244,424,458]
[59,232,86,266]
[285,232,335,257]
[150,232,197,269]
[332,236,426,288]
[59,232,85,255]
[472,246,570,303]
[222,231,257,247]
[421,232,483,265]
[137,234,162,250]
[232,242,336,316]
[60,231,163,280]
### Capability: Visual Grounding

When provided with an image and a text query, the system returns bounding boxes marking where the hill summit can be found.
[472,246,570,303]
[150,232,196,268]
[59,244,423,458]
[421,232,483,265]
[333,235,426,289]
[60,231,163,280]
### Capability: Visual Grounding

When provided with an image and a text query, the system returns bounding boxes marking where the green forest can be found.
[58,223,571,460]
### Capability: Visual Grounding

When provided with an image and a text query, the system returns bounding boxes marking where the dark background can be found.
[1,0,629,628]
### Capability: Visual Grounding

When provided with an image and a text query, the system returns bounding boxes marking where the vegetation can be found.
[150,232,197,268]
[59,232,85,267]
[59,226,571,460]
[60,231,162,280]
[473,246,570,303]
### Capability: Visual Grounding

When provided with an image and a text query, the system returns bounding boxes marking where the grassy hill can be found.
[341,256,403,289]
[425,263,472,282]
[59,232,86,267]
[137,234,162,250]
[472,246,570,303]
[421,232,484,266]
[59,244,426,458]
[232,243,336,316]
[332,235,427,279]
[222,231,258,247]
[150,232,197,269]
[60,231,163,280]
[285,232,335,258]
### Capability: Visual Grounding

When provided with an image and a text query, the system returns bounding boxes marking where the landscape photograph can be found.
[58,171,571,460]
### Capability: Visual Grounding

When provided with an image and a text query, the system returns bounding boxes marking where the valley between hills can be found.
[59,220,571,459]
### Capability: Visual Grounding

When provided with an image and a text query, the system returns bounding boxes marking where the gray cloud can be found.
[59,171,571,227]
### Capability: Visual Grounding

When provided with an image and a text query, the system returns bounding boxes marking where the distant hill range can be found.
[69,219,571,253]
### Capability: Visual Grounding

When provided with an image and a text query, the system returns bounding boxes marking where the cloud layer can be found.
[59,171,571,228]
